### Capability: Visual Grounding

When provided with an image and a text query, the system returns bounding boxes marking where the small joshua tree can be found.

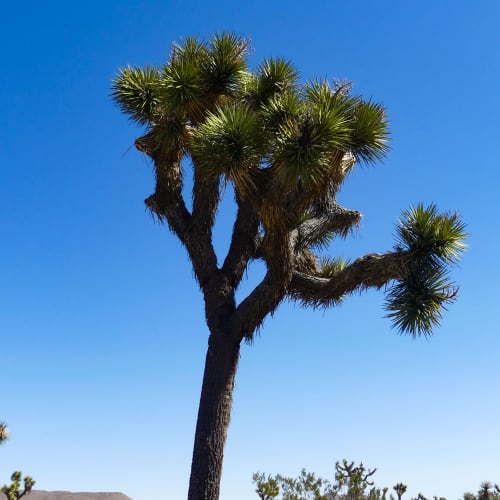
[394,483,408,500]
[253,473,280,500]
[1,471,35,500]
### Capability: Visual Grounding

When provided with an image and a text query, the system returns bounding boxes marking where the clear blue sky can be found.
[1,1,499,499]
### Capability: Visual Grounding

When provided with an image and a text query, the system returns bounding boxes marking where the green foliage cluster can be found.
[386,204,467,335]
[253,460,499,500]
[113,33,391,200]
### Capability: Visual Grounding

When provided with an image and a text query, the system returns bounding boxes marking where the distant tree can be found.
[393,483,407,500]
[113,32,467,499]
[335,460,379,500]
[253,460,394,500]
[1,471,35,500]
[474,482,500,500]
[253,473,280,500]
[253,468,335,500]
[413,494,428,500]
[254,461,499,500]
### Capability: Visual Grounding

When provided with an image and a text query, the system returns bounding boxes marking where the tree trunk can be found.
[187,330,241,500]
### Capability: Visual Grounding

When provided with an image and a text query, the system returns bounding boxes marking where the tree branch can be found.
[230,269,287,340]
[289,250,412,307]
[137,134,218,287]
[230,234,293,340]
[295,203,361,250]
[221,198,260,288]
[192,168,221,237]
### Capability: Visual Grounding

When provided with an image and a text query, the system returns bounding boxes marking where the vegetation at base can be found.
[253,459,499,500]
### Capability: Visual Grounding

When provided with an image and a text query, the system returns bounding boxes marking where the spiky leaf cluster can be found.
[112,66,161,125]
[318,256,350,278]
[245,57,299,107]
[385,204,467,337]
[396,204,467,265]
[191,104,262,195]
[1,471,35,500]
[112,34,389,195]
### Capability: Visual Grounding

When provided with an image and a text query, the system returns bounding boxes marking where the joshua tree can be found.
[1,471,35,500]
[112,33,467,499]
[335,460,377,500]
[394,483,408,500]
[253,473,280,500]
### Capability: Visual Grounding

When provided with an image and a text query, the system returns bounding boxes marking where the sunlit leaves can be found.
[349,100,390,164]
[272,106,351,191]
[170,36,208,63]
[269,80,389,192]
[161,57,206,121]
[385,267,457,337]
[111,65,161,125]
[396,203,467,264]
[191,104,262,195]
[303,79,355,115]
[259,91,301,136]
[303,81,381,165]
[160,33,249,121]
[385,204,467,337]
[247,57,299,106]
[318,256,351,278]
[203,33,249,96]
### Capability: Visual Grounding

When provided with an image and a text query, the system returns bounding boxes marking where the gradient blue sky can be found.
[1,1,499,499]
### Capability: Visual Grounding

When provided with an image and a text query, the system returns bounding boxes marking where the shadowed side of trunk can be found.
[187,331,241,500]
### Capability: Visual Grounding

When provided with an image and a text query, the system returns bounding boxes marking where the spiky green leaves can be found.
[161,33,249,121]
[349,100,390,164]
[269,80,389,193]
[386,204,467,336]
[304,81,389,165]
[246,58,299,106]
[113,33,249,127]
[112,66,162,125]
[161,53,206,121]
[385,267,457,337]
[113,34,390,195]
[271,106,351,192]
[318,256,350,278]
[396,204,467,265]
[203,33,249,95]
[191,104,262,195]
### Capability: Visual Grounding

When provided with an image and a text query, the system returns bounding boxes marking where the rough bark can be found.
[289,250,412,306]
[187,331,241,500]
